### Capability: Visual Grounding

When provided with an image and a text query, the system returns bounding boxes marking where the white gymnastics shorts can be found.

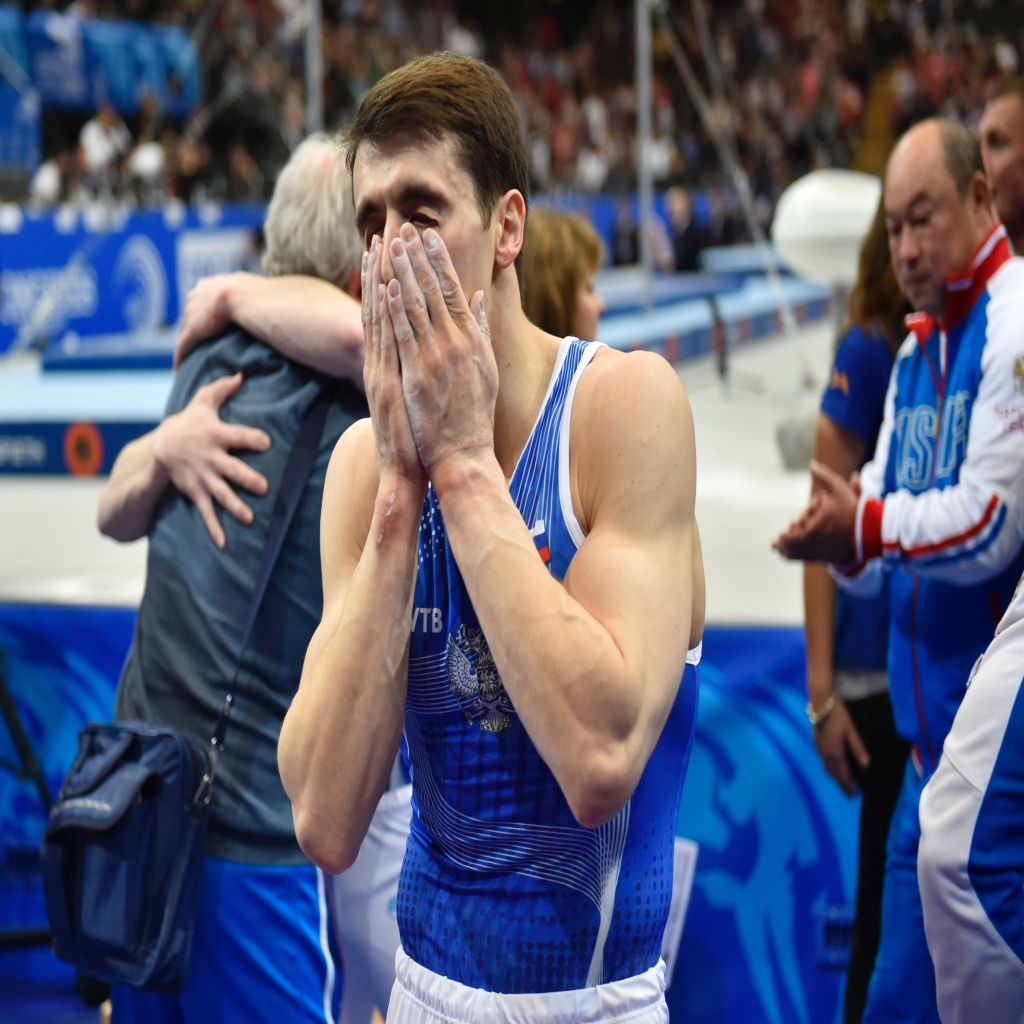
[332,783,414,1024]
[386,948,669,1024]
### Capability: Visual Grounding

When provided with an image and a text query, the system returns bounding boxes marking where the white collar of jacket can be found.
[904,222,1012,343]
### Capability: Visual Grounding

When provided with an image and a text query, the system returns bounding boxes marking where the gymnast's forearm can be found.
[434,452,679,828]
[96,431,168,542]
[279,475,419,872]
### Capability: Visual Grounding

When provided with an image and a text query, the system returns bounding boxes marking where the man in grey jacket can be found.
[99,134,406,1024]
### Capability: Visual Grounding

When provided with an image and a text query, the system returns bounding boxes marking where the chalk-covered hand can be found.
[383,224,497,486]
[363,235,427,492]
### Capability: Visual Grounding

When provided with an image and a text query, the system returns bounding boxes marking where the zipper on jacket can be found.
[909,578,938,773]
[909,331,946,774]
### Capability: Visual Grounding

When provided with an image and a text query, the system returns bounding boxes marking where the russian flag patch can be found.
[530,519,551,569]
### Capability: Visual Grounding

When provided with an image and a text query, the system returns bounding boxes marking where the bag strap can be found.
[196,383,334,805]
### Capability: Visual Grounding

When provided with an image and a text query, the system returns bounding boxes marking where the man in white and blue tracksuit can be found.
[916,86,1024,1024]
[919,575,1024,1023]
[775,117,1024,1022]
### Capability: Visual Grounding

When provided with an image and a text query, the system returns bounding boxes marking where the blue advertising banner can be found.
[0,614,860,1016]
[22,8,200,117]
[24,11,88,110]
[0,421,157,475]
[0,603,134,986]
[152,24,202,118]
[0,201,266,355]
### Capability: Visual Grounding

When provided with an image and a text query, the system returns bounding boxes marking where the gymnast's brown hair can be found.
[344,52,531,289]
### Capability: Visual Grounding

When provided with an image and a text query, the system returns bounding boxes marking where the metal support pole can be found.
[635,0,655,312]
[305,0,323,135]
[689,0,731,137]
[655,8,797,336]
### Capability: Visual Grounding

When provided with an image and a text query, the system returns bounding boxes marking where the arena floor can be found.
[0,319,833,623]
[686,319,831,625]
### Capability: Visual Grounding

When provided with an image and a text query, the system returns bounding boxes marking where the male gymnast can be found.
[278,53,704,1023]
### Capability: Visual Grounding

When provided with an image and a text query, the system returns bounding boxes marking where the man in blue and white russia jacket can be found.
[917,87,1024,1024]
[776,117,1024,1024]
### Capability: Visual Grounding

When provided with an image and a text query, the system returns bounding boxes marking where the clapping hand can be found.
[773,461,860,564]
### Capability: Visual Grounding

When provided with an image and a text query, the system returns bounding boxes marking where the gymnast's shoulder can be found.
[570,347,696,529]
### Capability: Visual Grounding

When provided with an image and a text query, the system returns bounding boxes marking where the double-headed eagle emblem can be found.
[446,624,515,733]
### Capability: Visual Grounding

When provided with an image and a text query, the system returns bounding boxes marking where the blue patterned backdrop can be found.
[667,628,858,1024]
[0,608,859,1018]
[0,604,134,984]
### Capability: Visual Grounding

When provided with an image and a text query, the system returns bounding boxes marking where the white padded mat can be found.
[0,321,833,620]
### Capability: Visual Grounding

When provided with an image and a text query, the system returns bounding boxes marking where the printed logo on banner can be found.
[175,229,258,319]
[0,435,46,469]
[113,235,168,329]
[0,206,265,355]
[0,264,98,331]
[63,422,104,476]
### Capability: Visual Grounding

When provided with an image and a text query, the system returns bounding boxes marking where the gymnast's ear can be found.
[492,189,526,274]
[344,266,362,301]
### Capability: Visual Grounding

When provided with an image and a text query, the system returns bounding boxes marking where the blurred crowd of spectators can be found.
[886,14,1024,135]
[23,0,1024,267]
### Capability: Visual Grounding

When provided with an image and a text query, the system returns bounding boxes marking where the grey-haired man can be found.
[99,134,406,1024]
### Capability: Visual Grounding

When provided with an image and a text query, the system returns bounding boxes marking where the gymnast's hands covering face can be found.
[362,235,428,493]
[372,223,498,487]
[773,461,860,564]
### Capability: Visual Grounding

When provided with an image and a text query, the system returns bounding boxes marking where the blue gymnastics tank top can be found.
[397,336,701,993]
